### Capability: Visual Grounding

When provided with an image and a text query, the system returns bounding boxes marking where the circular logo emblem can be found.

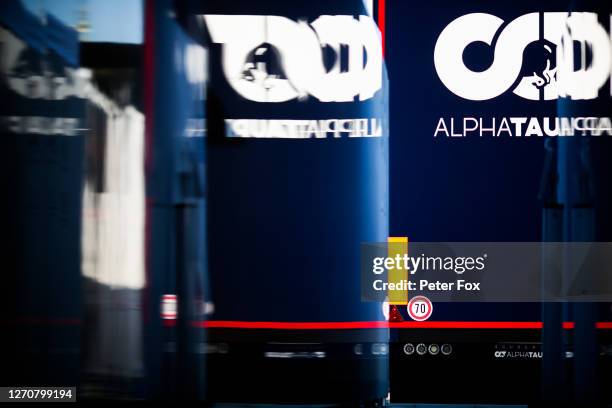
[407,296,433,321]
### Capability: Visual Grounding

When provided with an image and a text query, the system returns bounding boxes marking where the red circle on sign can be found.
[407,296,433,321]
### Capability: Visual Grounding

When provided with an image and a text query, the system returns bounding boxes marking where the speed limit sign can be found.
[407,296,433,321]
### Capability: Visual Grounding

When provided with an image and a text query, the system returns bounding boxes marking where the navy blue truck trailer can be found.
[0,1,209,400]
[386,0,612,404]
[144,0,208,399]
[175,0,391,404]
[0,1,84,388]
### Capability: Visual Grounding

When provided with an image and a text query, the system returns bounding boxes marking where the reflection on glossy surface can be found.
[0,3,85,388]
[79,72,146,394]
[0,0,208,400]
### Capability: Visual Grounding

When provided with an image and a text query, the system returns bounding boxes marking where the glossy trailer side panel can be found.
[387,0,546,400]
[0,0,209,399]
[0,2,83,387]
[179,0,391,403]
[386,0,612,404]
[144,0,208,400]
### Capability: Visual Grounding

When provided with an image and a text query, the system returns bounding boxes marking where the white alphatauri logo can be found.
[204,15,383,103]
[434,12,612,101]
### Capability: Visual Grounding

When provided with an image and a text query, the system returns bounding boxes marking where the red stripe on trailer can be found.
[196,320,612,330]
